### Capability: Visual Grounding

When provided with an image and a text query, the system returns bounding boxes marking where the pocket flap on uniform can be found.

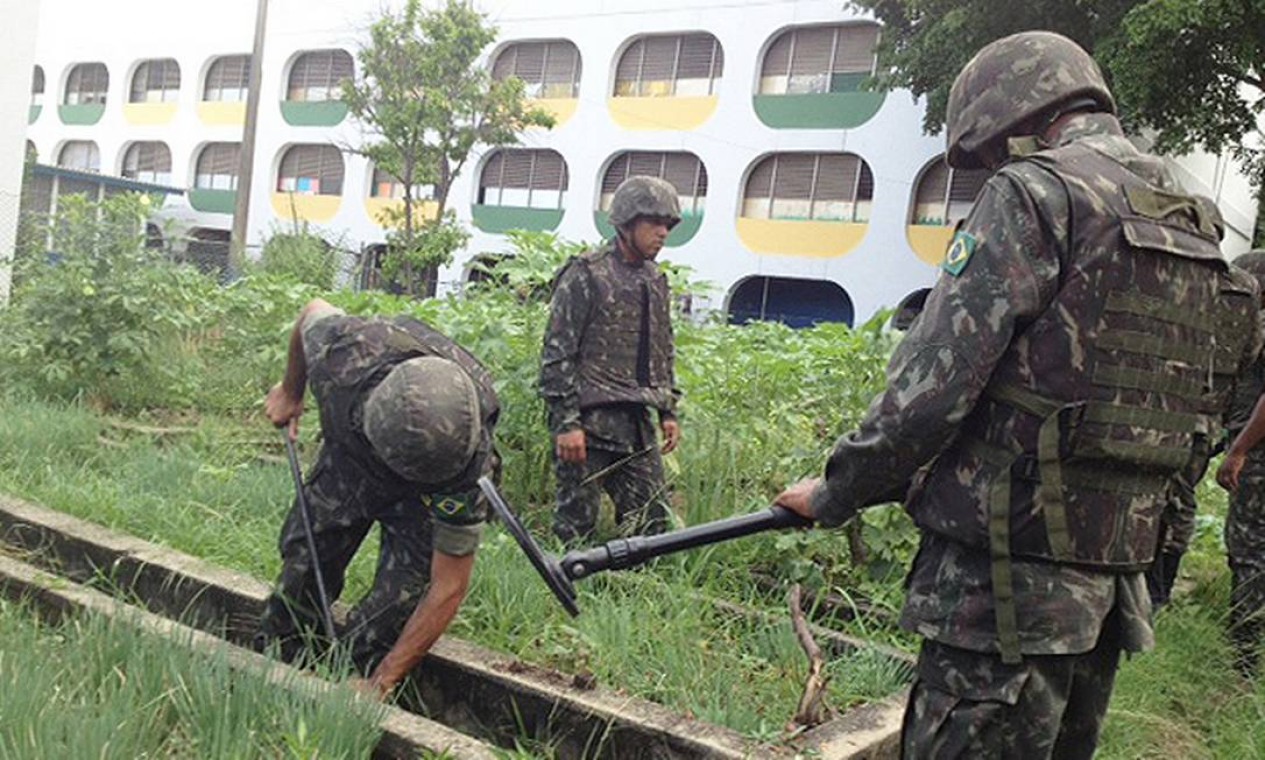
[1120,216,1222,265]
[917,641,1031,705]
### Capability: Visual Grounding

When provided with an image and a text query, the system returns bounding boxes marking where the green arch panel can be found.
[28,105,41,124]
[593,210,702,247]
[189,189,237,214]
[59,104,105,125]
[753,92,886,130]
[280,101,349,127]
[472,205,564,233]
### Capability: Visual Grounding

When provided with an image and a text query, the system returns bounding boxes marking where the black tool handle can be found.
[282,432,338,642]
[560,506,811,579]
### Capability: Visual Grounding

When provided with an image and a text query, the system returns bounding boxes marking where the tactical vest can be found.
[1206,267,1260,418]
[316,317,499,490]
[908,142,1225,661]
[571,248,675,411]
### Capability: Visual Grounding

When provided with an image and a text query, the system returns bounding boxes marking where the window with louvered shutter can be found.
[599,151,708,214]
[288,50,353,102]
[946,167,989,222]
[834,25,879,73]
[745,153,872,220]
[479,149,567,209]
[58,141,100,172]
[369,166,434,200]
[66,63,108,105]
[123,142,173,184]
[542,42,581,98]
[31,66,44,105]
[130,59,181,103]
[787,28,834,94]
[614,33,721,97]
[277,144,344,195]
[760,24,879,94]
[204,55,250,102]
[196,143,240,190]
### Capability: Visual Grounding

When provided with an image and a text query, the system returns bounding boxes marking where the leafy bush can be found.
[257,223,338,289]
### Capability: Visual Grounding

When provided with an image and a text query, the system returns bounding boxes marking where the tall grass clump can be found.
[0,598,384,758]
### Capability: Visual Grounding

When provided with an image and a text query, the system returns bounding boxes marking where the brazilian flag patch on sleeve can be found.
[424,491,482,526]
[942,231,977,276]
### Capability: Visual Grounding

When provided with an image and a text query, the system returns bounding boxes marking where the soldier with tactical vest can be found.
[258,297,500,699]
[1215,250,1265,677]
[776,32,1228,756]
[1146,241,1263,609]
[540,176,682,545]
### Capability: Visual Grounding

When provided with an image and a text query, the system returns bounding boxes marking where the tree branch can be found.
[786,584,834,732]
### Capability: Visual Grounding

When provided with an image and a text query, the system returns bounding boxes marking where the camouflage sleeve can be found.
[540,261,594,434]
[663,296,681,419]
[810,170,1060,526]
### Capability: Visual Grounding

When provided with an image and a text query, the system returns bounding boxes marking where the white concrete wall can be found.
[0,0,41,303]
[22,0,1262,319]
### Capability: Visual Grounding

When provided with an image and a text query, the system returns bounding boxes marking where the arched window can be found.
[760,24,879,94]
[64,63,108,105]
[204,55,250,102]
[728,276,855,328]
[277,145,344,195]
[130,59,181,103]
[195,143,241,190]
[287,50,353,102]
[742,153,873,222]
[614,33,723,97]
[58,141,100,172]
[910,158,990,226]
[492,40,581,99]
[369,166,434,200]
[121,142,173,185]
[600,152,707,216]
[31,65,44,106]
[477,149,568,209]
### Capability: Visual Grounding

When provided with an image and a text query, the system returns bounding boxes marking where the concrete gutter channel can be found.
[0,495,907,759]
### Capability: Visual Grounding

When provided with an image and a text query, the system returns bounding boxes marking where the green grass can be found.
[0,596,385,758]
[0,394,911,741]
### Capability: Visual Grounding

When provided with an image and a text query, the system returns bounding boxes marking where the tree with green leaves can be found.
[342,0,554,295]
[852,0,1265,197]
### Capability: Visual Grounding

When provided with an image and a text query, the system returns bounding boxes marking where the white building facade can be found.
[21,0,1261,325]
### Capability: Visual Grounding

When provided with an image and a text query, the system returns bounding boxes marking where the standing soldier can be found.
[540,176,682,545]
[1215,250,1265,677]
[1146,239,1263,609]
[776,32,1227,757]
[258,298,500,699]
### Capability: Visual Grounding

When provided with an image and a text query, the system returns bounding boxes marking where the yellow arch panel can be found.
[906,225,955,266]
[607,96,717,131]
[736,218,868,258]
[122,103,177,126]
[272,193,341,223]
[365,198,440,227]
[197,102,246,126]
[534,98,578,127]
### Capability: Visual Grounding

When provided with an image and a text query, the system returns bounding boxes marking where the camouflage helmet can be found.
[609,176,682,229]
[362,356,481,485]
[1233,250,1265,293]
[946,31,1116,170]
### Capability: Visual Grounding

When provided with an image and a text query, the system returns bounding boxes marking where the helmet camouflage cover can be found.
[362,356,482,485]
[946,31,1116,170]
[608,175,682,229]
[1234,250,1265,293]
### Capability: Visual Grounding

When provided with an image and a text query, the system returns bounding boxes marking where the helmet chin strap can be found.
[616,224,648,260]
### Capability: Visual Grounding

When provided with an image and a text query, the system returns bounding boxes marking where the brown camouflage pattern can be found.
[552,405,671,543]
[540,241,678,433]
[1148,265,1262,606]
[256,312,498,670]
[608,175,682,228]
[902,627,1122,759]
[946,31,1114,170]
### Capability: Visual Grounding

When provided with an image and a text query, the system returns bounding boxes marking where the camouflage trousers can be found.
[1227,466,1265,677]
[256,441,432,673]
[1145,448,1212,608]
[901,619,1123,759]
[552,444,670,544]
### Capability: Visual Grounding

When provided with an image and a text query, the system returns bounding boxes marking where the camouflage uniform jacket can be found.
[811,113,1223,656]
[302,310,499,547]
[540,241,679,446]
